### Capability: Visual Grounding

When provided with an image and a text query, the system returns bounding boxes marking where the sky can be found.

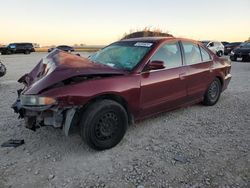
[0,0,249,46]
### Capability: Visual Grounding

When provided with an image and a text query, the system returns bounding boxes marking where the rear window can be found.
[200,47,211,62]
[215,42,222,46]
[182,42,202,65]
[18,43,33,47]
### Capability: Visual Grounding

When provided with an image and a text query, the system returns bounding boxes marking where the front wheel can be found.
[230,56,236,61]
[203,78,222,106]
[217,51,223,57]
[80,100,128,150]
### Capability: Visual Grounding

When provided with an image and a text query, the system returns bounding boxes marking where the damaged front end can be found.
[12,89,76,136]
[11,50,125,135]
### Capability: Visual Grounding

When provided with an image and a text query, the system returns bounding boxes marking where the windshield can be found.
[89,41,153,71]
[241,42,250,49]
[230,42,241,46]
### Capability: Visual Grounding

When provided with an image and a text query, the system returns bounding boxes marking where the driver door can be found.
[139,41,188,117]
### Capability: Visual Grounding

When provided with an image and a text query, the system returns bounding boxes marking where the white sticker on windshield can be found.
[134,42,153,47]
[107,63,115,67]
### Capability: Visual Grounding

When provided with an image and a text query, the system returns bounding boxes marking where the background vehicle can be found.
[201,40,224,57]
[0,60,7,77]
[224,42,242,55]
[222,41,229,46]
[13,37,232,150]
[0,43,35,55]
[230,42,250,62]
[48,45,75,53]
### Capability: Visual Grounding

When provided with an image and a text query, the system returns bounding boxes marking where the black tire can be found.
[24,50,30,54]
[203,78,222,106]
[0,63,7,77]
[242,57,249,62]
[230,56,236,61]
[80,100,128,150]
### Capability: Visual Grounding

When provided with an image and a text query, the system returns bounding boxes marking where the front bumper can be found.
[230,53,250,60]
[12,93,76,135]
[12,96,63,130]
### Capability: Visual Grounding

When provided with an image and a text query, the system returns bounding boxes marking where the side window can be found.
[9,44,16,49]
[16,44,22,48]
[200,47,211,62]
[208,42,214,47]
[182,42,202,65]
[215,42,220,47]
[151,42,182,69]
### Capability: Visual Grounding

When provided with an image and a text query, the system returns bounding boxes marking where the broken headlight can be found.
[20,95,57,106]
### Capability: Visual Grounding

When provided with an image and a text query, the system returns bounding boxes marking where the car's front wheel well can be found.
[216,76,223,90]
[80,94,133,125]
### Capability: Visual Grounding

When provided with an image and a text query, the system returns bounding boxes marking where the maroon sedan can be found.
[12,37,232,150]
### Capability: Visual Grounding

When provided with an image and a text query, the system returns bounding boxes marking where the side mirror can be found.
[145,60,165,71]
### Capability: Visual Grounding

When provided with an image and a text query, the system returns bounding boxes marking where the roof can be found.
[121,37,174,42]
[121,37,201,44]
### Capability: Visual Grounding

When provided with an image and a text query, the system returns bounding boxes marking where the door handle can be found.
[179,73,186,80]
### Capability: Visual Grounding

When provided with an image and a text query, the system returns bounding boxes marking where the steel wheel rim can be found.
[208,81,220,101]
[94,111,119,141]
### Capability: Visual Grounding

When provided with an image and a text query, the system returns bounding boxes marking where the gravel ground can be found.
[0,53,249,188]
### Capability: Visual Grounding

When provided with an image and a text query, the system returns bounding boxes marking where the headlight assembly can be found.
[20,95,57,106]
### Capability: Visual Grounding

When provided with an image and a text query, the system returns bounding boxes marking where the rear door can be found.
[16,44,24,53]
[181,41,214,101]
[140,41,188,117]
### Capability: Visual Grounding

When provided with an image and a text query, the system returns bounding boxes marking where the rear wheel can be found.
[203,78,222,106]
[80,100,128,150]
[24,50,30,54]
[0,63,7,77]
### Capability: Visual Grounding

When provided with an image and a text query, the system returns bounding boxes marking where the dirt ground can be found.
[0,53,249,188]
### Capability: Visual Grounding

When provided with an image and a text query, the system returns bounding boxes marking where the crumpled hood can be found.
[19,50,126,94]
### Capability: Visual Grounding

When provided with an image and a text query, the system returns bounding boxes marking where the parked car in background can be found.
[12,37,232,150]
[230,42,250,62]
[224,42,242,55]
[201,41,224,57]
[0,43,35,55]
[0,60,7,77]
[222,41,230,46]
[48,45,74,53]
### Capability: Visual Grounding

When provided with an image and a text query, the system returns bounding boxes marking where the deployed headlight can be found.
[20,95,57,106]
[231,51,235,55]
